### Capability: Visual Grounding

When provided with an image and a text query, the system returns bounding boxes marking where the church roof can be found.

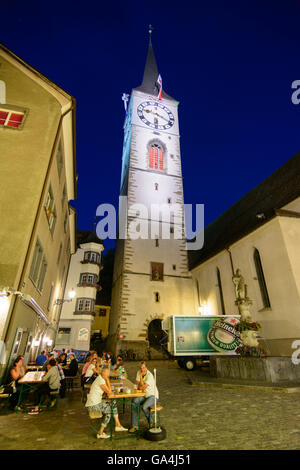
[188,151,300,270]
[134,39,177,102]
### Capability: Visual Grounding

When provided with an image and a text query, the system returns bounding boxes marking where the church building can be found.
[189,152,300,357]
[108,37,195,355]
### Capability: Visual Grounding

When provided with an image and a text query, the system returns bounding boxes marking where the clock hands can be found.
[145,108,169,122]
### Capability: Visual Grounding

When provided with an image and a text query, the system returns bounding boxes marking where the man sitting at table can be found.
[28,359,61,414]
[129,361,159,433]
[64,353,78,377]
[41,353,54,371]
[36,350,47,366]
[85,365,128,439]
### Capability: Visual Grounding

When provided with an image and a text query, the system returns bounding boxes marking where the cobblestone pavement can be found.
[0,360,300,450]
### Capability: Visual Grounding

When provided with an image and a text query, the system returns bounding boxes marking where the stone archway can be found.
[147,318,165,347]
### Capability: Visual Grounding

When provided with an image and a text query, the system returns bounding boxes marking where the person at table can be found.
[19,355,27,376]
[83,357,99,384]
[64,353,78,377]
[36,350,47,366]
[50,348,59,359]
[29,359,61,414]
[114,356,128,378]
[108,352,116,367]
[129,361,159,433]
[42,353,54,371]
[67,348,74,358]
[8,356,26,411]
[85,365,127,439]
[56,358,66,398]
[58,352,67,366]
[81,353,92,385]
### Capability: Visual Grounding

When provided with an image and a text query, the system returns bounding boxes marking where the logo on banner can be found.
[207,317,241,352]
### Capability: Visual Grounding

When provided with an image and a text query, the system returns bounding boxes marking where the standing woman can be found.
[9,356,26,411]
[85,365,127,439]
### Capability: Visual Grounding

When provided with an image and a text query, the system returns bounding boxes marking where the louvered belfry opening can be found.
[149,143,163,170]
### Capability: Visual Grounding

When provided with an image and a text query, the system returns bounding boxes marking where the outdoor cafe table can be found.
[26,365,43,371]
[16,371,45,413]
[107,377,145,441]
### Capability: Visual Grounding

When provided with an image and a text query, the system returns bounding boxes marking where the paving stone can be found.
[1,359,300,450]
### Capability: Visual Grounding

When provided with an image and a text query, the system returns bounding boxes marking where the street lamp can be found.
[54,288,76,306]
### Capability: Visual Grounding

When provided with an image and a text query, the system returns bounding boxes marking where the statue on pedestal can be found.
[232,269,252,322]
[232,268,261,350]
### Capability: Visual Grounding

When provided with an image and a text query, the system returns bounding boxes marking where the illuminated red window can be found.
[149,144,163,171]
[0,109,25,128]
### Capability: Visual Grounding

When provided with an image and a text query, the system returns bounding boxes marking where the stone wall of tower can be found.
[108,90,196,355]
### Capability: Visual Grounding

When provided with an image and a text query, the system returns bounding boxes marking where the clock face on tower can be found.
[137,101,175,130]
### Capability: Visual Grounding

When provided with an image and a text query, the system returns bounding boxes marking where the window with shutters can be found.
[149,143,164,171]
[44,185,57,235]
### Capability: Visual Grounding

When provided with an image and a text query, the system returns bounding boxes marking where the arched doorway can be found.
[147,319,165,347]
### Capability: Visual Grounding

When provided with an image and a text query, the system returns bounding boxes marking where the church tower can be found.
[108,33,195,355]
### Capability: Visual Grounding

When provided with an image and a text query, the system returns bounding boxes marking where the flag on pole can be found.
[122,93,130,113]
[157,74,162,100]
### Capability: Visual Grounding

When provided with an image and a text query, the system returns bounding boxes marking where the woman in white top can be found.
[84,358,97,378]
[85,366,127,439]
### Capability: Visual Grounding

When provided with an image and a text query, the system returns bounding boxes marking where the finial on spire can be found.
[149,24,153,36]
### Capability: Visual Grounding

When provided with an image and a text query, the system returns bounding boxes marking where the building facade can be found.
[189,153,300,357]
[0,44,77,379]
[91,305,111,341]
[108,39,195,355]
[56,231,104,351]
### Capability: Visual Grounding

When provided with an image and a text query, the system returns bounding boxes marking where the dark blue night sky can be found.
[2,1,300,250]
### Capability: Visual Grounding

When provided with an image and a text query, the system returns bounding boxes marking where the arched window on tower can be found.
[253,248,271,309]
[149,143,164,171]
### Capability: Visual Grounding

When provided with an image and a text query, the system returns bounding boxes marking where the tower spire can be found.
[134,28,176,101]
[148,24,153,40]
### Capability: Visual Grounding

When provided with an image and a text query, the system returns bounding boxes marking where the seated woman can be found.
[114,356,128,378]
[85,365,127,439]
[84,357,101,384]
[81,353,92,387]
[28,359,61,414]
[8,356,26,411]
